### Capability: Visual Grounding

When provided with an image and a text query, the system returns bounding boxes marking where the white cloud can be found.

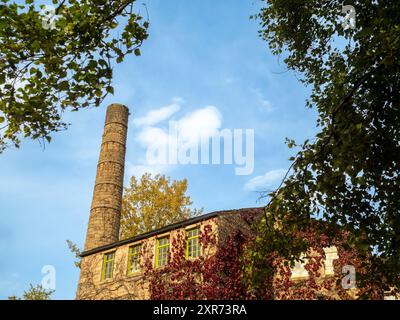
[244,168,287,191]
[177,105,222,144]
[126,162,168,178]
[136,126,169,147]
[135,105,222,149]
[128,103,223,178]
[133,103,181,127]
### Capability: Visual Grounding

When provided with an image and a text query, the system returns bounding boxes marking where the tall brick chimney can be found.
[83,103,129,251]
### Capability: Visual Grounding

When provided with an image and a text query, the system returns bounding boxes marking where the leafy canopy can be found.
[120,173,202,239]
[253,0,400,296]
[0,0,148,152]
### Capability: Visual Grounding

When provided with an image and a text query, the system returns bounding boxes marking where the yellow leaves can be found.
[120,173,200,239]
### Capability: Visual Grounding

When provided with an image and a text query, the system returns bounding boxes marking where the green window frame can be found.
[127,244,141,274]
[155,236,169,267]
[186,227,201,259]
[101,251,115,281]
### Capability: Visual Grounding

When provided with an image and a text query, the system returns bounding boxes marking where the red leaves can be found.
[142,221,369,300]
[142,224,251,300]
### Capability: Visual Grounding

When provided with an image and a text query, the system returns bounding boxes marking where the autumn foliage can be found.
[120,173,202,239]
[142,224,252,299]
[141,216,379,300]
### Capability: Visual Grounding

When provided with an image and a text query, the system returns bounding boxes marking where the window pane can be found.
[157,237,169,267]
[102,252,115,280]
[186,228,200,259]
[128,244,141,274]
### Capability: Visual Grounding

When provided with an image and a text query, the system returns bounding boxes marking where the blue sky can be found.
[0,0,318,299]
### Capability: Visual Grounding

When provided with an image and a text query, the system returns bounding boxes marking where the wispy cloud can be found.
[126,161,168,178]
[171,97,186,104]
[259,99,273,113]
[244,168,286,191]
[133,102,181,127]
[224,77,234,84]
[250,87,274,113]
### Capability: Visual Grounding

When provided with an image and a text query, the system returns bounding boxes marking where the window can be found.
[101,251,115,281]
[323,246,338,276]
[291,256,309,279]
[156,237,169,267]
[186,227,200,259]
[127,244,141,274]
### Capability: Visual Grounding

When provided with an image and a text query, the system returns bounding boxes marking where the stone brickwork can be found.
[76,208,351,300]
[76,217,220,300]
[83,103,129,251]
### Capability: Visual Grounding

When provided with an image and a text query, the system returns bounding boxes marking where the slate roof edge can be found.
[80,207,263,257]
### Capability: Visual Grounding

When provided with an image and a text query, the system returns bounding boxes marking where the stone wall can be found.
[76,217,219,300]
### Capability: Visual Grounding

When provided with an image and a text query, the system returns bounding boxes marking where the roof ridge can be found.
[80,206,264,257]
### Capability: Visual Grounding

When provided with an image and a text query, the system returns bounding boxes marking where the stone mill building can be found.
[76,103,268,299]
[76,103,342,300]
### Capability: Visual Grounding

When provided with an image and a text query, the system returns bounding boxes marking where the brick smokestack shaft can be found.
[84,104,129,251]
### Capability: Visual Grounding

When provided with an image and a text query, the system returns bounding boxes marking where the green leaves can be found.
[8,284,54,300]
[58,81,69,90]
[0,0,149,152]
[254,0,400,297]
[31,40,41,51]
[106,86,114,94]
